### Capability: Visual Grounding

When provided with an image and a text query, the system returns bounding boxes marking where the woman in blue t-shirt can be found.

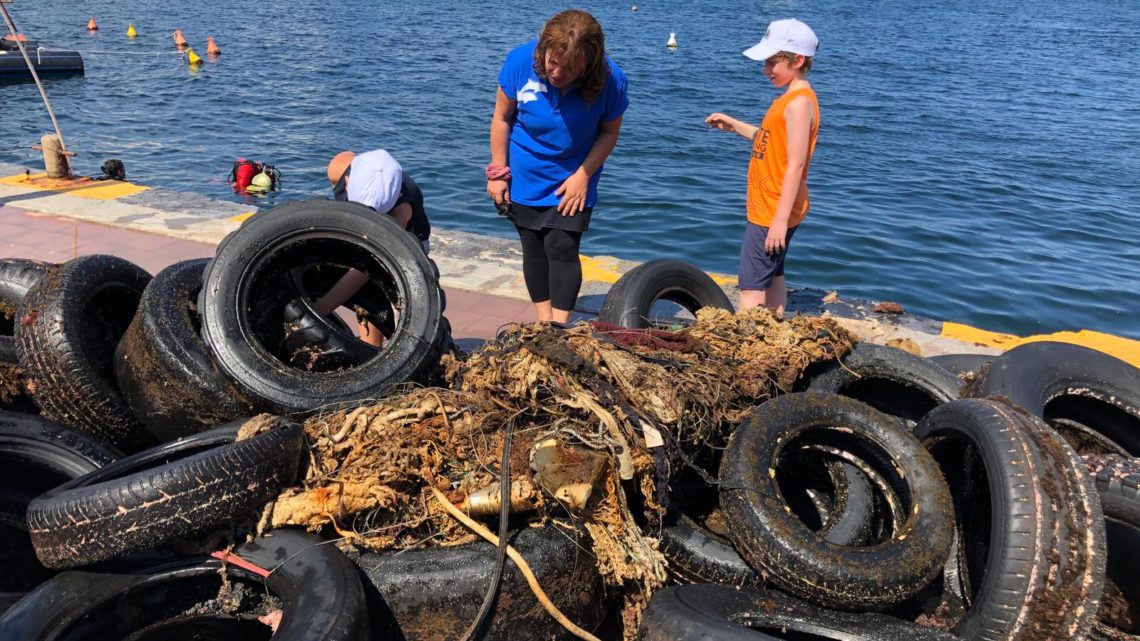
[487,9,629,323]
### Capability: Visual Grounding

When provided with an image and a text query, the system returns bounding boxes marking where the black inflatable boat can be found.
[0,38,83,80]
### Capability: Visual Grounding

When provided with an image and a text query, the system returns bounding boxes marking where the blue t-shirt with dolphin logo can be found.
[498,40,629,207]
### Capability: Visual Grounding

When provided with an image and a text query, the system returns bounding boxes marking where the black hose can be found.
[458,420,514,641]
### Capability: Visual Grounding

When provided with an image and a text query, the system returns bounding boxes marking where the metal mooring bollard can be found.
[39,133,71,179]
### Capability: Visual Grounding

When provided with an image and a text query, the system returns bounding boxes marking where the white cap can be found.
[347,149,403,214]
[743,18,818,61]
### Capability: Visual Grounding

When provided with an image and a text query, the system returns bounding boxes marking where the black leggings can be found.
[516,226,583,311]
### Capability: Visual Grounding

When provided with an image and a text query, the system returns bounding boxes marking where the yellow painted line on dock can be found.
[579,255,737,286]
[0,173,148,200]
[229,211,256,223]
[941,322,1140,368]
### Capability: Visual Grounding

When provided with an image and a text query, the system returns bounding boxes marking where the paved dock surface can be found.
[2,164,1137,365]
[0,202,535,340]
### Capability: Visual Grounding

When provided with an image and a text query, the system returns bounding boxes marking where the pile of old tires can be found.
[0,201,511,639]
[597,261,1140,640]
[0,200,451,446]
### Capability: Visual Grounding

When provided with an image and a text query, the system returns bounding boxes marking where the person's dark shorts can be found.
[738,222,798,290]
[509,203,593,233]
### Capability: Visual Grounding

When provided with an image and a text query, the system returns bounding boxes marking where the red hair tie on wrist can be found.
[486,163,512,181]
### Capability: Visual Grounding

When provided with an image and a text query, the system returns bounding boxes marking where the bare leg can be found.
[533,299,553,322]
[767,275,788,319]
[314,268,370,315]
[551,307,572,323]
[739,289,766,310]
[738,277,787,318]
[358,320,383,347]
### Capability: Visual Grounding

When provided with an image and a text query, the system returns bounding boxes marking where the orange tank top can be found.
[746,87,820,228]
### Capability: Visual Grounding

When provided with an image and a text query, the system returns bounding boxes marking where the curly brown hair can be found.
[532,10,609,106]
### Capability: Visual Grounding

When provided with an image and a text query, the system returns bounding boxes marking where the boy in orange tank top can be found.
[706,18,819,317]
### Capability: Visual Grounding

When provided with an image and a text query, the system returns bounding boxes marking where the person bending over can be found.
[487,9,629,323]
[317,149,432,345]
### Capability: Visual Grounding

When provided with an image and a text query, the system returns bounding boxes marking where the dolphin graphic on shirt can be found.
[516,79,547,104]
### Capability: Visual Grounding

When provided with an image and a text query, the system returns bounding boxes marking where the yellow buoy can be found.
[127,23,138,38]
[186,46,203,66]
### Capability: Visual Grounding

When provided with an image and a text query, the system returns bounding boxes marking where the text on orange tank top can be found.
[746,87,820,228]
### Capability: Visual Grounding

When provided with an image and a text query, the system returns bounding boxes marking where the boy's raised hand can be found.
[705,112,737,132]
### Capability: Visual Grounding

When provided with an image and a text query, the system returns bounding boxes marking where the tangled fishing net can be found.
[263,307,855,636]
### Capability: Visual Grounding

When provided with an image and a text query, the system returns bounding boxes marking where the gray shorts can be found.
[738,222,798,290]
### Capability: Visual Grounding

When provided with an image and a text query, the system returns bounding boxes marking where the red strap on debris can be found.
[210,549,272,578]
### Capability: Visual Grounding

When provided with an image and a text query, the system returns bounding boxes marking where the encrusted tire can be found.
[719,392,954,610]
[1084,455,1140,529]
[659,513,760,587]
[114,259,254,442]
[915,398,1105,641]
[26,418,301,569]
[198,200,443,415]
[598,259,733,329]
[0,529,370,640]
[352,524,605,641]
[15,255,152,449]
[806,342,963,423]
[638,584,960,641]
[974,341,1140,454]
[0,259,52,365]
[0,411,120,602]
[929,353,994,378]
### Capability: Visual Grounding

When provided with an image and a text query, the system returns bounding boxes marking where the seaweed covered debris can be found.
[264,307,856,636]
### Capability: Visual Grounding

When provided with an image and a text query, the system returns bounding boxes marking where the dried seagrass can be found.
[265,307,855,639]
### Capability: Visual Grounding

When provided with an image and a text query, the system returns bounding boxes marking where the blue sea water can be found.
[3,1,1138,339]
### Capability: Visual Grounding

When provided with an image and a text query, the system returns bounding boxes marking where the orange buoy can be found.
[206,36,221,56]
[173,29,188,47]
[87,17,98,31]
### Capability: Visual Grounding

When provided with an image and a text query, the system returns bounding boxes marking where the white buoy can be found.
[631,5,638,11]
[666,32,677,48]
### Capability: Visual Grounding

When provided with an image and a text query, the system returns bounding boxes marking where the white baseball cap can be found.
[743,18,818,61]
[347,149,403,214]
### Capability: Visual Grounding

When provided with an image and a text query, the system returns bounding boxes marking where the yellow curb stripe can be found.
[941,321,1140,369]
[0,172,148,200]
[579,255,737,286]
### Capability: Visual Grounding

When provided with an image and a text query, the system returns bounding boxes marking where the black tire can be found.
[15,255,152,450]
[0,529,370,641]
[199,200,443,415]
[662,456,874,588]
[598,259,733,329]
[114,259,254,443]
[659,513,760,587]
[26,418,302,569]
[289,263,398,341]
[0,412,120,600]
[1085,455,1140,529]
[638,584,960,641]
[915,398,1105,641]
[720,392,955,610]
[1018,407,1106,641]
[929,353,994,378]
[352,524,606,641]
[0,259,52,365]
[806,342,963,423]
[975,341,1140,454]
